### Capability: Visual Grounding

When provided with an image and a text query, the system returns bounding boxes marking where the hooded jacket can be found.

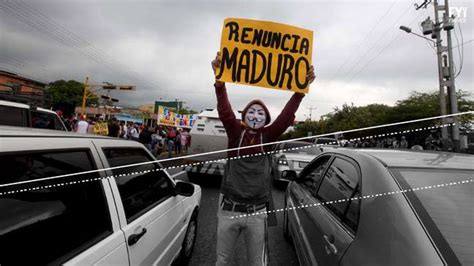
[215,83,304,158]
[215,82,304,205]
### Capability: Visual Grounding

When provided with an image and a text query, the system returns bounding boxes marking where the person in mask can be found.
[211,51,315,266]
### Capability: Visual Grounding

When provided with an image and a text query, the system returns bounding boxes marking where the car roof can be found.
[0,100,57,114]
[0,125,111,139]
[331,148,474,170]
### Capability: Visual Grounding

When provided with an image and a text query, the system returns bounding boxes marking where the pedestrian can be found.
[108,117,120,138]
[139,125,153,150]
[400,136,408,149]
[211,52,315,265]
[175,129,182,154]
[75,115,89,134]
[129,124,140,141]
[181,129,191,152]
[167,128,177,156]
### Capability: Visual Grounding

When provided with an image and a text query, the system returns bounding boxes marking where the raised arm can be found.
[212,52,240,137]
[266,65,315,141]
[265,93,305,141]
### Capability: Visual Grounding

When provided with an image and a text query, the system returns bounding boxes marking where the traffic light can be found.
[101,95,119,102]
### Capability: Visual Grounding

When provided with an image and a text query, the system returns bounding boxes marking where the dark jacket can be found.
[215,82,304,203]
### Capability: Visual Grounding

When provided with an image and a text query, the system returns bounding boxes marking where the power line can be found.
[0,0,169,95]
[345,9,430,83]
[338,4,415,81]
[326,0,399,84]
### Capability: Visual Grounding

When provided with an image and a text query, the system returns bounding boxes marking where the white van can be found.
[0,100,67,131]
[0,126,201,265]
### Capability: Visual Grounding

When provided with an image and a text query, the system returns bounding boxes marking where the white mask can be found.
[244,104,267,129]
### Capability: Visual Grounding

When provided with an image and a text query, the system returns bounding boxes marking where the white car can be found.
[0,99,68,131]
[271,141,322,184]
[0,126,201,265]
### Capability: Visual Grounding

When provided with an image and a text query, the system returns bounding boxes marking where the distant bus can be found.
[184,108,241,181]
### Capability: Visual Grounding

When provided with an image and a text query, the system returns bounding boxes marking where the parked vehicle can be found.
[184,108,241,181]
[283,148,473,265]
[0,126,201,265]
[312,137,339,146]
[0,100,67,131]
[270,140,322,184]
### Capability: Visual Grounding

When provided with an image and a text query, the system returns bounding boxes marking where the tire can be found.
[283,196,292,242]
[176,211,198,265]
[187,171,199,183]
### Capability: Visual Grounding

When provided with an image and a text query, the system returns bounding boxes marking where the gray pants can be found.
[216,195,268,266]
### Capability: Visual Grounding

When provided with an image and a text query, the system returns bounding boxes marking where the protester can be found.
[75,115,89,134]
[139,125,153,150]
[181,129,191,151]
[211,52,315,265]
[108,117,120,138]
[175,129,182,154]
[400,136,408,149]
[129,123,140,141]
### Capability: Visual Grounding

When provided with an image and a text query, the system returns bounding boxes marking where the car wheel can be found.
[177,211,198,265]
[283,196,292,242]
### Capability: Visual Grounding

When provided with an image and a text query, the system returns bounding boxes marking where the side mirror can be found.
[176,181,195,197]
[281,170,298,181]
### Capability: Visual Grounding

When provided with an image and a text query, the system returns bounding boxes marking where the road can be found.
[170,169,300,266]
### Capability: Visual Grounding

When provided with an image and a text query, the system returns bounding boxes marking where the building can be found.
[0,70,49,107]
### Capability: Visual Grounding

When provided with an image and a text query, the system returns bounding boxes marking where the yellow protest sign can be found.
[93,122,109,136]
[216,18,313,93]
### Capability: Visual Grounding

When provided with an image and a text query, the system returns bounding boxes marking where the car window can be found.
[300,155,332,196]
[317,157,360,232]
[0,105,28,127]
[0,150,112,265]
[30,110,65,130]
[394,169,474,265]
[104,148,174,223]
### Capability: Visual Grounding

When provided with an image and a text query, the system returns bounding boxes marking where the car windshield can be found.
[395,168,474,265]
[284,142,320,155]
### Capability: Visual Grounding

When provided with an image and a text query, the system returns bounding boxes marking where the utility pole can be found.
[81,77,89,117]
[404,0,460,151]
[433,0,449,141]
[81,77,136,118]
[443,0,460,151]
[307,107,316,121]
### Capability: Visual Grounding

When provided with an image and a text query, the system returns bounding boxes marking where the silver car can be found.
[283,148,473,265]
[271,141,322,183]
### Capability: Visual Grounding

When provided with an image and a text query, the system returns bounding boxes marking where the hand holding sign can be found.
[215,18,314,93]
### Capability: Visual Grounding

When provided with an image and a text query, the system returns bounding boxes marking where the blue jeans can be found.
[216,195,268,266]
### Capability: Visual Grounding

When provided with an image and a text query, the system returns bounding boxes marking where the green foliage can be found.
[46,80,98,115]
[280,90,473,140]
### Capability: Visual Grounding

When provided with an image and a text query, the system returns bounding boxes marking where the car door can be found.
[97,144,186,265]
[290,154,332,265]
[302,155,361,265]
[0,139,128,265]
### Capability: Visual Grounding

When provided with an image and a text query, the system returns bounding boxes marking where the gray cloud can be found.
[1,0,472,120]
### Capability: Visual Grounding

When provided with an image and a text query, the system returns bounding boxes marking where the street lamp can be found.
[399,25,436,44]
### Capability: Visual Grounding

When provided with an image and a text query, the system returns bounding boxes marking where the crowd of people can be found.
[66,114,192,157]
[340,133,452,151]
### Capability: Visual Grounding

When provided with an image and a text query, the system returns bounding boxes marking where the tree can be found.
[280,89,473,140]
[46,80,98,116]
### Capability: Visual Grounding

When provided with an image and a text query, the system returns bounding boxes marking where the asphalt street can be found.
[170,170,299,266]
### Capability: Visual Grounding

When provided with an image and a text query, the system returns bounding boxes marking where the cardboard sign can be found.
[216,18,313,93]
[93,122,109,136]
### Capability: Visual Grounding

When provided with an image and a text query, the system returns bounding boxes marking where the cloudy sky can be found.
[1,0,472,121]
